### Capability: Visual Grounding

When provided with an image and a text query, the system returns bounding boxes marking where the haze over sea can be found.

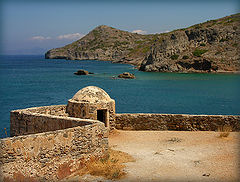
[0,55,239,138]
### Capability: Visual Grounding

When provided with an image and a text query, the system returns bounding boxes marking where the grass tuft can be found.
[75,149,135,180]
[182,55,189,59]
[170,54,179,60]
[218,125,232,138]
[192,49,208,57]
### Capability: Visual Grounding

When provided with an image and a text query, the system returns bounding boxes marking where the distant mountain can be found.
[45,13,240,73]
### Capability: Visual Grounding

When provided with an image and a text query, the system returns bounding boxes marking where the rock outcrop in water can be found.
[45,13,240,73]
[74,69,92,75]
[118,72,136,79]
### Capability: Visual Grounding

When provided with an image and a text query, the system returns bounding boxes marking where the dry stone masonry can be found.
[115,113,240,131]
[0,86,112,181]
[0,86,239,181]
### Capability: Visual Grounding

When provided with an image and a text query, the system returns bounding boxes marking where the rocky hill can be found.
[45,13,240,73]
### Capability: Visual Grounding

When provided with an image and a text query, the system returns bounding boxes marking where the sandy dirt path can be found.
[109,130,239,182]
[65,130,239,182]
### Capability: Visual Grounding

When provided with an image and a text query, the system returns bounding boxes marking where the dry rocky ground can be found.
[65,130,239,182]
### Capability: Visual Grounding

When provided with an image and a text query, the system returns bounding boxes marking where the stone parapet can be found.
[10,105,100,137]
[1,106,108,181]
[115,113,240,131]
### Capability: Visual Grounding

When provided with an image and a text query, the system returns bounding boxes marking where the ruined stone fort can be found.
[0,86,239,181]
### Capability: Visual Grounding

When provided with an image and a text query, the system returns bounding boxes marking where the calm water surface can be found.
[0,55,239,138]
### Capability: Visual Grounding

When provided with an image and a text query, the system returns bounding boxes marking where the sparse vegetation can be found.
[75,149,135,180]
[218,125,232,138]
[46,13,239,73]
[127,48,134,51]
[182,55,189,59]
[92,30,100,37]
[142,46,151,54]
[220,59,225,62]
[192,49,208,57]
[192,24,202,29]
[121,41,129,45]
[220,38,228,42]
[129,44,151,56]
[170,54,179,60]
[135,40,144,44]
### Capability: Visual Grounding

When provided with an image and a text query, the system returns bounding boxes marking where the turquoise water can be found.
[0,55,239,138]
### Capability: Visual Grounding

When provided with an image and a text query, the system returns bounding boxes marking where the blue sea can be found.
[0,55,239,138]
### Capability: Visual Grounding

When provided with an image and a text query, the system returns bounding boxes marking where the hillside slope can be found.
[45,13,240,73]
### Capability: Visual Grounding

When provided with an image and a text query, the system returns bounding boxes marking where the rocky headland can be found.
[45,13,240,73]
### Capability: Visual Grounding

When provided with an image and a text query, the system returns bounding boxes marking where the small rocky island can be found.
[45,13,240,73]
[118,72,136,79]
[74,69,94,75]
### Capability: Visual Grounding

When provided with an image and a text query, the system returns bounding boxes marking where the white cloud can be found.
[31,36,51,41]
[132,29,147,35]
[155,30,170,34]
[162,30,170,33]
[57,33,84,40]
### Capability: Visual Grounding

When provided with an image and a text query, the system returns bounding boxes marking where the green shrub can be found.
[200,43,206,46]
[135,40,144,44]
[193,24,201,29]
[220,38,228,42]
[192,49,208,57]
[182,55,189,59]
[142,46,150,53]
[121,41,129,45]
[127,48,134,51]
[232,43,238,47]
[170,54,179,60]
[92,30,100,37]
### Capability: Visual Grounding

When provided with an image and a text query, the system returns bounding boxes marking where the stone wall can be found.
[26,105,68,117]
[0,123,108,181]
[10,105,95,137]
[1,105,109,181]
[115,113,240,131]
[4,104,240,181]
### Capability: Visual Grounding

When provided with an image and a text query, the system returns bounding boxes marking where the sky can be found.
[0,0,239,55]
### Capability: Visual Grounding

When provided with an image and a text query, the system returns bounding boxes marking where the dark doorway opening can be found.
[97,109,108,127]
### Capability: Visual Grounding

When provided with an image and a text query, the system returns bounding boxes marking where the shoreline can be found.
[45,56,240,74]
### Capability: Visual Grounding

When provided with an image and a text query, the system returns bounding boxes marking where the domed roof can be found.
[71,86,112,103]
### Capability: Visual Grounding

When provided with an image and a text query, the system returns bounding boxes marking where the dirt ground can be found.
[67,130,240,182]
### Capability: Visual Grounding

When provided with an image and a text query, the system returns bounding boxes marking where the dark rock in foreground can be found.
[74,70,91,75]
[118,72,136,79]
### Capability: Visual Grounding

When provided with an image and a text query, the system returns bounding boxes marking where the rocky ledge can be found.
[45,13,240,73]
